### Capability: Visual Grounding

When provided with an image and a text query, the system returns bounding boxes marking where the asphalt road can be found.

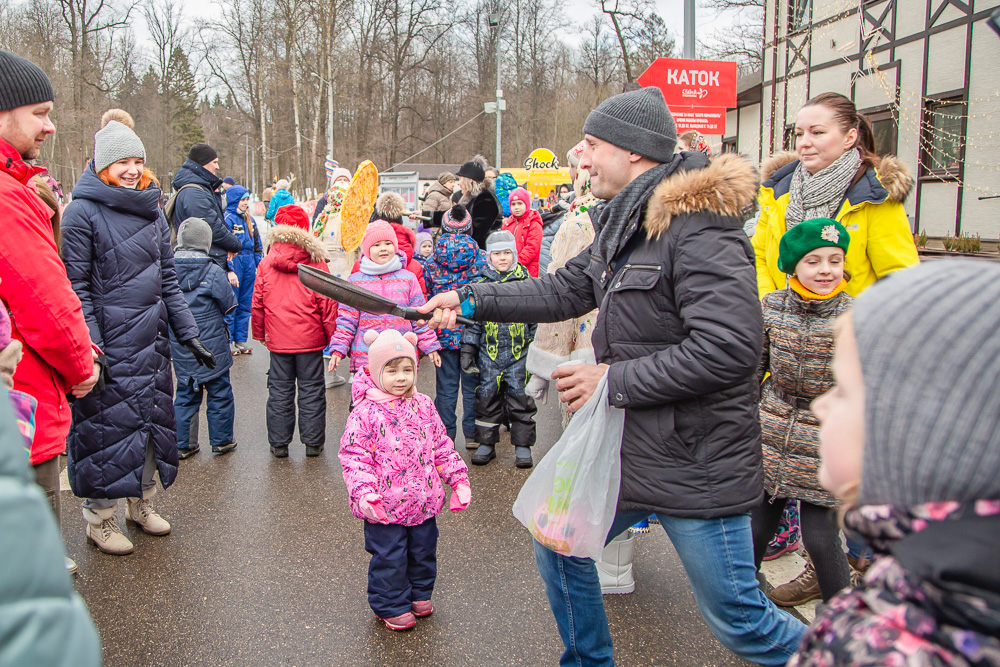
[61,339,752,667]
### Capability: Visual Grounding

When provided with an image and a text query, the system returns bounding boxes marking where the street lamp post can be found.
[489,9,502,169]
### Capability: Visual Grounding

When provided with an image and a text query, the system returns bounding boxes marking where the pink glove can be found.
[450,483,471,512]
[359,493,390,523]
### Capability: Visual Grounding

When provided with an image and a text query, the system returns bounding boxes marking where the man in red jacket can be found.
[0,51,100,572]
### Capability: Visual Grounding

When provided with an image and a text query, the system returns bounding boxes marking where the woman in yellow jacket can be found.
[753,92,918,299]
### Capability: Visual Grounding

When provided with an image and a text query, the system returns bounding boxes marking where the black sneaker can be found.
[471,444,496,465]
[270,445,289,458]
[514,446,533,469]
[212,442,237,455]
[178,444,200,459]
[305,445,324,457]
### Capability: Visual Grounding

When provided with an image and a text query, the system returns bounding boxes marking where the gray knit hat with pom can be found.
[583,87,677,163]
[853,259,1000,506]
[94,109,145,173]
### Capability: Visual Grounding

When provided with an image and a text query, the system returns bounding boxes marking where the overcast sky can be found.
[167,0,733,62]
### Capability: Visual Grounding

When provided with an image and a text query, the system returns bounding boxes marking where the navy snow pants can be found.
[364,517,438,618]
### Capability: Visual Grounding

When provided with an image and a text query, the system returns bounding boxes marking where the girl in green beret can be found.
[752,218,856,608]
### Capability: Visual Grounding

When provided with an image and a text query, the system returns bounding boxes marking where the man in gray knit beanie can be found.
[852,259,1000,506]
[419,87,797,663]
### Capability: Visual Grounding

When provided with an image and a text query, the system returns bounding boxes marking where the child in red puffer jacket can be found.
[252,204,338,458]
[502,187,543,277]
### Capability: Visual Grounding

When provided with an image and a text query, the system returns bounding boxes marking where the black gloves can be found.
[184,338,217,370]
[460,344,479,374]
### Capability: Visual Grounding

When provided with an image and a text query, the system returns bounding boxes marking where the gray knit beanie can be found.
[94,109,145,173]
[486,230,518,267]
[583,87,677,163]
[0,50,53,112]
[176,217,213,254]
[853,259,1000,506]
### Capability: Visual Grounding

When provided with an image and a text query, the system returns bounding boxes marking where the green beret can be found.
[778,218,851,275]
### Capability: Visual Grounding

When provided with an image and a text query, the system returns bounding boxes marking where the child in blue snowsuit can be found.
[460,230,537,469]
[224,185,262,354]
[171,218,239,457]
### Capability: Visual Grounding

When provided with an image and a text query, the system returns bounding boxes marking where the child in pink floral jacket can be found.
[339,328,470,631]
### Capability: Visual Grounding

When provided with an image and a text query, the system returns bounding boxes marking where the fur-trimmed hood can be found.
[265,224,327,270]
[762,152,913,204]
[645,153,759,239]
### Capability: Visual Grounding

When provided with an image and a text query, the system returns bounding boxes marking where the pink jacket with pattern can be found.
[326,256,440,372]
[339,368,470,526]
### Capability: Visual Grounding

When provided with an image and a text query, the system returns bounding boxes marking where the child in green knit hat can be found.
[752,217,857,608]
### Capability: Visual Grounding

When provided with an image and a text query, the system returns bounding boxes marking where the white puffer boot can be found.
[126,488,171,536]
[83,506,134,555]
[597,531,636,594]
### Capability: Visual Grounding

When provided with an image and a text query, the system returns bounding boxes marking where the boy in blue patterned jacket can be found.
[422,205,486,444]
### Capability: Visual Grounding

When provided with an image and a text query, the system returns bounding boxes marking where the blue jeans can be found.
[533,511,807,666]
[175,372,235,449]
[434,349,478,440]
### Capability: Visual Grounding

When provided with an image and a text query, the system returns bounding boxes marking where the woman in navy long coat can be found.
[61,109,215,556]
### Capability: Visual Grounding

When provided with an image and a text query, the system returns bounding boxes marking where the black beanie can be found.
[188,143,218,166]
[0,50,54,112]
[456,160,485,183]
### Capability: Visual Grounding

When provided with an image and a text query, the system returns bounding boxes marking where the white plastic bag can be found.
[512,371,625,561]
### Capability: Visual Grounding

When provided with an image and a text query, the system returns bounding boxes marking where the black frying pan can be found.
[297,264,474,326]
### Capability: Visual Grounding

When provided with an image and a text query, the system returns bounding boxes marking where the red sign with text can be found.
[671,106,727,134]
[638,58,738,109]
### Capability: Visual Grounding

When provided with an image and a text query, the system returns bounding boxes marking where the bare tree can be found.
[598,0,651,83]
[699,0,764,74]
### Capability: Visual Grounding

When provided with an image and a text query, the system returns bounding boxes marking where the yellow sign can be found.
[523,148,560,171]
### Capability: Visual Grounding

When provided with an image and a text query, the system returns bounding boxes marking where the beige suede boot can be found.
[83,506,134,555]
[126,490,171,536]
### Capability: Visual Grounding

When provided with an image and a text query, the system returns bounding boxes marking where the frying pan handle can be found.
[400,307,475,327]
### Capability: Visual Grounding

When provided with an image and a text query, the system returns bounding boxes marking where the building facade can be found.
[727,0,1000,237]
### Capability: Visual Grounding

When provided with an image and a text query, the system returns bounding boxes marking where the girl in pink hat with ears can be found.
[326,221,441,384]
[339,328,471,631]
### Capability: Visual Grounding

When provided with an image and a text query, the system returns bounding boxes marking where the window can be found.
[787,0,811,31]
[920,98,964,180]
[864,108,898,157]
[783,124,797,151]
[722,137,737,154]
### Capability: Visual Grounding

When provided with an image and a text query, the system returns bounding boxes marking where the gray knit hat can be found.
[176,217,213,254]
[94,109,145,173]
[486,230,518,267]
[0,50,53,112]
[853,260,1000,506]
[583,87,677,163]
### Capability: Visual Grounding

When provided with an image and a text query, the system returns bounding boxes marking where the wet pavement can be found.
[59,339,758,666]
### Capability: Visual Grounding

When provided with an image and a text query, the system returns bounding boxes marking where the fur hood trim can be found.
[645,154,759,239]
[874,154,913,203]
[265,224,327,262]
[761,152,798,182]
[375,191,406,220]
[762,152,913,203]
